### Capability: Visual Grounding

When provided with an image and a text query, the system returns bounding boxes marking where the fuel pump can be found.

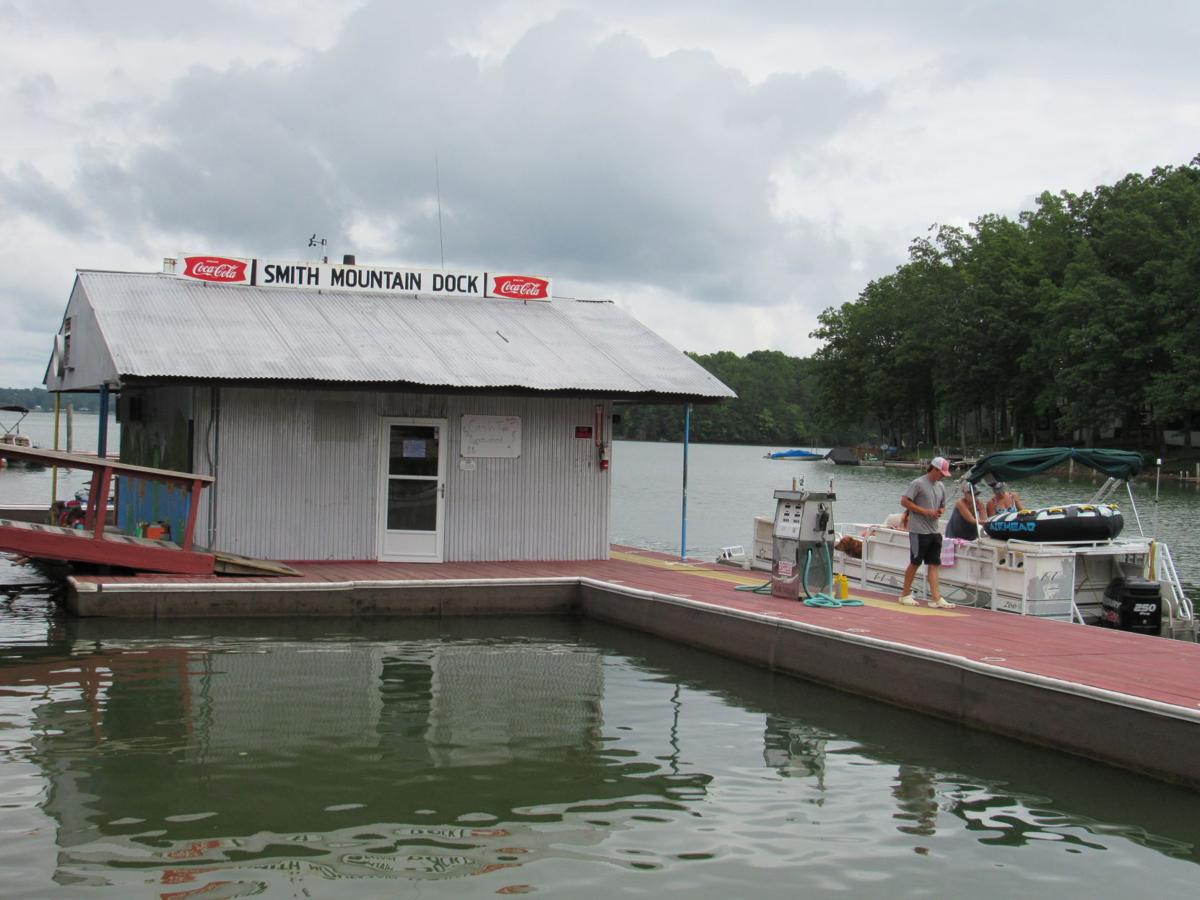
[770,479,837,601]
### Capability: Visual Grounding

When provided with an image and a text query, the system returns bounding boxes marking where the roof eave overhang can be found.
[107,375,734,405]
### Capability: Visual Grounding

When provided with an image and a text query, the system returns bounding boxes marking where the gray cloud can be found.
[0,0,361,40]
[28,4,876,308]
[0,162,91,234]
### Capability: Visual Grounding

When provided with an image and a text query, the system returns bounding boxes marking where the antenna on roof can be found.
[435,150,445,269]
[308,233,328,264]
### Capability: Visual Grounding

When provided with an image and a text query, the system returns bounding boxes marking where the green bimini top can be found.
[964,448,1145,484]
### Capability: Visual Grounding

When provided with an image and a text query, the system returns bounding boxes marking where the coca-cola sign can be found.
[183,256,249,283]
[173,253,552,301]
[491,275,551,300]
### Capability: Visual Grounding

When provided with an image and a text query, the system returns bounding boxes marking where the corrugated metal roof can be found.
[70,271,734,399]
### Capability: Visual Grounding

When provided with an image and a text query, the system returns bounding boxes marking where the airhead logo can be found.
[183,256,249,283]
[492,275,550,300]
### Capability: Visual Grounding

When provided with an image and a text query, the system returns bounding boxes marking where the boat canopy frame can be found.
[0,405,30,436]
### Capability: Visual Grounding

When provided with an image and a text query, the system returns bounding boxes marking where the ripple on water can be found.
[0,614,1198,897]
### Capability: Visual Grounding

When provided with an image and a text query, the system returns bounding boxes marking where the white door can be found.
[378,417,446,562]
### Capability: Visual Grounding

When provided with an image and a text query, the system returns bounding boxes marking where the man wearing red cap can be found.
[898,456,955,609]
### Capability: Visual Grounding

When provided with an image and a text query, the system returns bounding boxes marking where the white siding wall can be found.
[46,282,118,392]
[443,395,610,561]
[191,386,611,561]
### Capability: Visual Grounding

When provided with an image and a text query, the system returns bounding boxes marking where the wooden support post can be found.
[182,478,203,551]
[83,468,103,531]
[91,467,112,541]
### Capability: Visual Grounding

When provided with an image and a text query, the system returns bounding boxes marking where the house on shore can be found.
[43,256,734,563]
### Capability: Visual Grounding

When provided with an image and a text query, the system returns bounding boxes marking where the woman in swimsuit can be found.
[986,481,1022,518]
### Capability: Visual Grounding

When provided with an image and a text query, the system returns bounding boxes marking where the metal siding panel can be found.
[210,388,379,560]
[75,270,734,398]
[443,397,609,561]
[186,387,608,562]
[191,387,215,547]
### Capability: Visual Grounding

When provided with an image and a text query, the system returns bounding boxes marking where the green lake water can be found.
[0,606,1198,898]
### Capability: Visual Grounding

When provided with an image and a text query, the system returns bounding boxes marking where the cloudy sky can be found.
[1,0,1197,387]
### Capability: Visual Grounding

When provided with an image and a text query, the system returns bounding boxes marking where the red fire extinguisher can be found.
[595,404,610,471]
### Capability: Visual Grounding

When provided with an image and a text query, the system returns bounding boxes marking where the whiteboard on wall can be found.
[461,415,522,458]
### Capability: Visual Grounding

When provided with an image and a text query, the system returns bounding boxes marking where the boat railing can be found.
[1151,541,1196,639]
[1002,536,1150,550]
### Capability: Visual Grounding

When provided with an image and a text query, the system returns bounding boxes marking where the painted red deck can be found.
[72,544,1200,716]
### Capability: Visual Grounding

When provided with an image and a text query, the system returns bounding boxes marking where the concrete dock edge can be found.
[578,581,1200,790]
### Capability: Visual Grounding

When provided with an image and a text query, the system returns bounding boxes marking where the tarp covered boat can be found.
[765,448,823,460]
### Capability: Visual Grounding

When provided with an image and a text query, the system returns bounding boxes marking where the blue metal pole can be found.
[681,403,691,560]
[97,384,110,459]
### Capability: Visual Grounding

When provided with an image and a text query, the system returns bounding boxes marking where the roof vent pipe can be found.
[343,254,356,266]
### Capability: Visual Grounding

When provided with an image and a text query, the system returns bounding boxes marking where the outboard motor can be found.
[1100,576,1162,635]
[771,480,837,601]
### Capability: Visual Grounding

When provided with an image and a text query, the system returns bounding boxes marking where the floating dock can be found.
[62,545,1200,790]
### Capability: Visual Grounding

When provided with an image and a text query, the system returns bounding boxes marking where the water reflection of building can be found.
[427,647,603,767]
[33,641,610,832]
[13,635,709,892]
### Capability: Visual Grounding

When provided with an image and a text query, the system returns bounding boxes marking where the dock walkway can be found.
[66,545,1200,789]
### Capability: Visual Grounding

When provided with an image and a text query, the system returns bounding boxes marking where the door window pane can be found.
[387,479,437,531]
[389,425,439,477]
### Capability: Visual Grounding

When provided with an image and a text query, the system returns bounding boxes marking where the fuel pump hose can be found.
[802,543,863,608]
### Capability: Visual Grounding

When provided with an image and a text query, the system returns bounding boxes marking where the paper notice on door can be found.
[403,439,427,458]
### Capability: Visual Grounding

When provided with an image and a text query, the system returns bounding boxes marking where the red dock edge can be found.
[65,545,1200,790]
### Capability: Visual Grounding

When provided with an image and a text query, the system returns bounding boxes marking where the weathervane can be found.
[308,233,328,263]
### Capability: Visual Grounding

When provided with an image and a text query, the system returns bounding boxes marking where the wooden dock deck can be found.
[66,545,1200,789]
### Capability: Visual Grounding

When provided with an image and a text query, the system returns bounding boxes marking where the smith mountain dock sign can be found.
[177,255,551,301]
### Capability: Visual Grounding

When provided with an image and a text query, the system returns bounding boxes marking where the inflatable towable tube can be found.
[983,503,1123,542]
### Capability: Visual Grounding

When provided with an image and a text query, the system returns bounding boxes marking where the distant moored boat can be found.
[764,448,824,460]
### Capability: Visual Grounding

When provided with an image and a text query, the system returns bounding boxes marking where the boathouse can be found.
[43,256,734,562]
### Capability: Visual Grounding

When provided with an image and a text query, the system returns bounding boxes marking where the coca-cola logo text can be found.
[492,275,550,300]
[184,257,248,283]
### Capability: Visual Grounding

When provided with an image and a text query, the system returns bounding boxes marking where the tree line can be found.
[617,155,1200,453]
[617,350,839,444]
[0,387,99,413]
